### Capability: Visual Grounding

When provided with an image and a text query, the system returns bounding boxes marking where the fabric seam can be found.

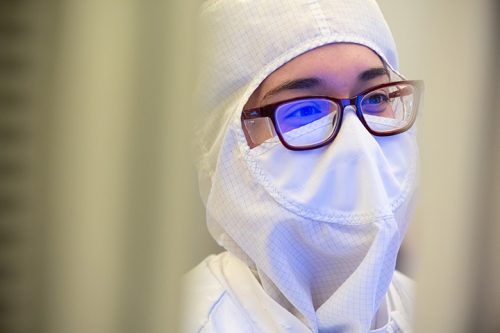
[309,0,331,37]
[197,290,227,333]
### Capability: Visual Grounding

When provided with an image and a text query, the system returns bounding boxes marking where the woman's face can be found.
[243,43,391,147]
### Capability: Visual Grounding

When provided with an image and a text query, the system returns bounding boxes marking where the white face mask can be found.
[250,108,416,219]
[205,105,418,331]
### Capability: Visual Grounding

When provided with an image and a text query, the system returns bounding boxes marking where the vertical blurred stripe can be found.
[42,0,197,333]
[411,1,498,332]
[0,0,199,332]
[379,0,500,332]
[0,0,50,331]
[467,1,500,331]
[44,0,137,332]
[119,1,198,333]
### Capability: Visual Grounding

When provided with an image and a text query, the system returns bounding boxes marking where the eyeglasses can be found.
[241,80,424,151]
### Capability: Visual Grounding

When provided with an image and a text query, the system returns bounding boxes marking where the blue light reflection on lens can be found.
[276,99,335,133]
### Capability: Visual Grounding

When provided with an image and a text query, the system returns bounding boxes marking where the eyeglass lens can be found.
[275,99,340,147]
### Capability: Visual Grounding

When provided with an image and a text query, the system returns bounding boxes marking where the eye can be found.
[275,99,336,133]
[362,93,389,106]
[361,91,390,114]
[284,105,322,119]
[280,101,327,126]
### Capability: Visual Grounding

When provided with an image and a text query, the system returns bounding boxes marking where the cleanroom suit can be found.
[183,0,420,332]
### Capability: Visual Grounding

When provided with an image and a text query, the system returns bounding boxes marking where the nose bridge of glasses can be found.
[340,98,358,114]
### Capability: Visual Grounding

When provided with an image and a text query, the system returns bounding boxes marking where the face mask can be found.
[250,109,416,218]
[206,106,418,331]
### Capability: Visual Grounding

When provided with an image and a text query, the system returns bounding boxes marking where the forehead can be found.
[249,43,385,105]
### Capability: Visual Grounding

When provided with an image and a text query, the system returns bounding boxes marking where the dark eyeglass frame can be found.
[241,80,424,151]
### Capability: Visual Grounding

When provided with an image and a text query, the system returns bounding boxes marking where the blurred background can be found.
[0,0,499,332]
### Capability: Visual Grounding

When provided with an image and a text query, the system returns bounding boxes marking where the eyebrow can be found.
[357,67,389,81]
[262,78,322,101]
[261,67,389,101]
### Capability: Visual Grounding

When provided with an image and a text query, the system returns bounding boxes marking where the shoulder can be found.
[183,254,225,300]
[180,252,254,333]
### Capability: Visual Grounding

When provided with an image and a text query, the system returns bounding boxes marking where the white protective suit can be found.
[184,0,419,332]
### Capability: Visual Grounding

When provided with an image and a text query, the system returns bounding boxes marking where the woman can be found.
[184,1,423,332]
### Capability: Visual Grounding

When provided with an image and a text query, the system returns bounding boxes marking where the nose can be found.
[335,103,370,139]
[342,104,357,116]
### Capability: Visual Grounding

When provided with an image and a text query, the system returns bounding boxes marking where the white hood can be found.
[195,1,418,332]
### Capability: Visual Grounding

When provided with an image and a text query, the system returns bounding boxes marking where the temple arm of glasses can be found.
[241,109,265,120]
[389,86,414,98]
